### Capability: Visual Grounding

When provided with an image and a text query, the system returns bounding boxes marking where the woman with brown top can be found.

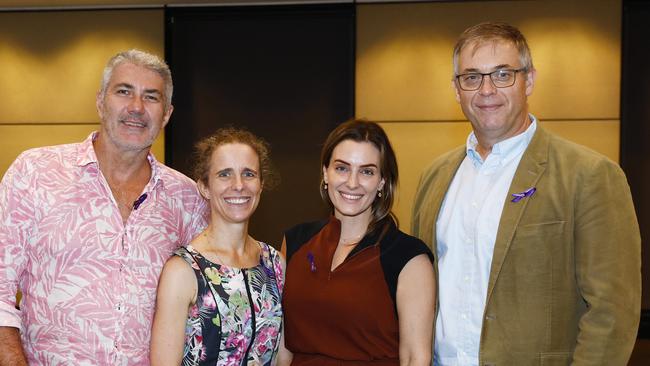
[277,119,436,365]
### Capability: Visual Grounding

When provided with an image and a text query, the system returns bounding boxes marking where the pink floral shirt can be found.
[0,133,208,365]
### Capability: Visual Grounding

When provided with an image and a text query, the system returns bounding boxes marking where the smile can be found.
[121,120,147,128]
[477,104,502,111]
[339,192,363,201]
[224,197,250,205]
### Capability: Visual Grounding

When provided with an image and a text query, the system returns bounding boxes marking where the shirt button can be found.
[471,201,478,208]
[464,276,470,282]
[461,314,467,319]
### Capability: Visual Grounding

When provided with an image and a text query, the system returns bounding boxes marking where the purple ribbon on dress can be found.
[511,187,536,203]
[307,251,316,272]
[263,263,275,278]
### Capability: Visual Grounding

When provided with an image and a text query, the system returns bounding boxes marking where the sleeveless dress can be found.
[174,242,283,366]
[282,216,433,365]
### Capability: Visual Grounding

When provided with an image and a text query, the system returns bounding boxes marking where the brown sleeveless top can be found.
[282,216,433,365]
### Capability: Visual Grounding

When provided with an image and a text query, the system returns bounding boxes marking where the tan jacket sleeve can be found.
[572,158,641,365]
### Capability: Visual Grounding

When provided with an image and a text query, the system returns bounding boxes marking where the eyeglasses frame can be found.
[454,68,528,91]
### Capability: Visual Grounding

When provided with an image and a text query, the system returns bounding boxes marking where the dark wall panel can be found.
[165,5,355,245]
[622,0,650,337]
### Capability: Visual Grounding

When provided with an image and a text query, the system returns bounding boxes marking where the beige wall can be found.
[0,9,165,177]
[0,1,623,234]
[356,0,621,232]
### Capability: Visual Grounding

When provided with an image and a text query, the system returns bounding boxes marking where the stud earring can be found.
[377,190,382,198]
[324,182,328,190]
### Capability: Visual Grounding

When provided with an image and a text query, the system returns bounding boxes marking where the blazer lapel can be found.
[485,127,550,303]
[422,147,466,256]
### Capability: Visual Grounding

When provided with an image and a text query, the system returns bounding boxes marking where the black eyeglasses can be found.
[455,68,527,91]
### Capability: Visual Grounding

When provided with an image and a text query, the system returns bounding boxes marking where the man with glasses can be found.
[412,22,640,365]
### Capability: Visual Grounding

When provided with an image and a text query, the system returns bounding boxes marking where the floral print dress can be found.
[174,242,283,366]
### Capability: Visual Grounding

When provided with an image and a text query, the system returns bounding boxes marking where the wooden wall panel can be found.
[0,10,164,124]
[0,125,165,177]
[0,124,98,173]
[379,121,471,232]
[381,120,619,233]
[358,0,621,229]
[540,120,619,162]
[357,0,620,121]
[0,9,165,176]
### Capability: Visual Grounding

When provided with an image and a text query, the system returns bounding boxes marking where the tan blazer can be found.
[412,127,641,366]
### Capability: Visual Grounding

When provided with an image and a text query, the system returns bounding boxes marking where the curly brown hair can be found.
[193,127,278,190]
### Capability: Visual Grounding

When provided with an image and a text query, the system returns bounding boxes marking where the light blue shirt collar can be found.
[466,114,538,167]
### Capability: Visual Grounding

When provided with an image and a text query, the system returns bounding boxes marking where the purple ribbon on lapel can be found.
[511,187,536,203]
[307,251,316,272]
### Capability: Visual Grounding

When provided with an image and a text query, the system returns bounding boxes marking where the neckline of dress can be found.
[186,242,266,271]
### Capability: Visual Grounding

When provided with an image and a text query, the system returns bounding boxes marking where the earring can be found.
[324,182,328,190]
[377,190,382,198]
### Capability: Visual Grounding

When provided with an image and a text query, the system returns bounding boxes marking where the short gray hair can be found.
[99,49,173,110]
[453,22,534,76]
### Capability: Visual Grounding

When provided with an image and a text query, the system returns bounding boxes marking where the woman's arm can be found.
[150,256,197,366]
[275,323,293,366]
[276,237,294,365]
[397,254,436,366]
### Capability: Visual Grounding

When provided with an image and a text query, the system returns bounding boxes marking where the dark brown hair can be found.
[320,119,398,234]
[193,127,278,189]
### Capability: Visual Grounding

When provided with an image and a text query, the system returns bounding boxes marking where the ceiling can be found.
[0,0,440,10]
[0,0,342,10]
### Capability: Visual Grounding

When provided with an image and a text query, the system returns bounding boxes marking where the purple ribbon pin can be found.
[511,187,536,203]
[262,262,275,278]
[307,251,316,272]
[132,193,148,210]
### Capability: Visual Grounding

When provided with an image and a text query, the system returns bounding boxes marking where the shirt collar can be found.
[466,114,538,166]
[75,132,100,167]
[75,131,164,188]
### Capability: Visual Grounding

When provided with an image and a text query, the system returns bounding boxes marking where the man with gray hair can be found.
[413,22,641,365]
[0,49,208,365]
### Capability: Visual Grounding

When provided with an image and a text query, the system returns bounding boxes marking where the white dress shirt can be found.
[434,117,537,366]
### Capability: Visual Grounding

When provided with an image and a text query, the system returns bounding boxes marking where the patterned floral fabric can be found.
[175,242,283,366]
[0,132,208,365]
